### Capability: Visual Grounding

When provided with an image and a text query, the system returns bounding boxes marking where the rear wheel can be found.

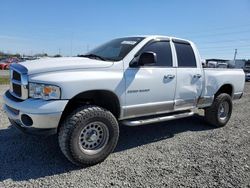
[204,93,232,127]
[58,105,119,166]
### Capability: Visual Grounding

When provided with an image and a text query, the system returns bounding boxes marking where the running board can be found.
[122,111,194,126]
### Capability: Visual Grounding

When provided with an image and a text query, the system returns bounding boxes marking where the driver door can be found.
[124,40,177,118]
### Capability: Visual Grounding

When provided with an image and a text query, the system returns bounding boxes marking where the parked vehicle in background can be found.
[0,57,23,70]
[206,61,228,68]
[228,60,250,81]
[22,56,39,61]
[243,61,250,82]
[3,35,245,166]
[205,59,228,68]
[245,72,250,81]
[207,61,217,68]
[0,62,6,70]
[0,59,9,70]
[228,59,246,69]
[216,62,228,68]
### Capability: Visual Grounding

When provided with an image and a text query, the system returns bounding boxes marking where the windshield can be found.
[84,37,144,61]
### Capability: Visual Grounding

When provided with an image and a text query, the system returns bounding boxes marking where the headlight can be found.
[29,83,61,100]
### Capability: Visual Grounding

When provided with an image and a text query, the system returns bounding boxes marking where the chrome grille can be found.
[12,83,22,97]
[9,64,28,100]
[13,70,21,81]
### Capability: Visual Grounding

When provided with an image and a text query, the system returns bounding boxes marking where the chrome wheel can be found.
[79,122,109,155]
[218,101,230,122]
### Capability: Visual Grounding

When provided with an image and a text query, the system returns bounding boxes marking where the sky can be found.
[0,0,250,59]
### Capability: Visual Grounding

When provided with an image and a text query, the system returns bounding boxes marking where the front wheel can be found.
[58,105,119,166]
[204,93,232,127]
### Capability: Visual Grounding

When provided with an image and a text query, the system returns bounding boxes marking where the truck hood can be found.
[19,57,114,75]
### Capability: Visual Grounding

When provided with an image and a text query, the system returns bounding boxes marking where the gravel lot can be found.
[0,83,249,187]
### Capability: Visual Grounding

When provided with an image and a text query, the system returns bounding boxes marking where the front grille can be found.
[12,83,21,97]
[9,64,28,100]
[13,70,21,81]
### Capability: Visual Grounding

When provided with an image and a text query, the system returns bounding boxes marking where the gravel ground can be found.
[0,83,249,187]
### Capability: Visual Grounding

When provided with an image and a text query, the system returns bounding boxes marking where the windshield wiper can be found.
[78,54,107,61]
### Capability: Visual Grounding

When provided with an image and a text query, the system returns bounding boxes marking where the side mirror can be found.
[138,52,157,66]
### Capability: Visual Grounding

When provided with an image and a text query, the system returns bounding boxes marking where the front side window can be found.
[85,37,144,61]
[174,42,196,67]
[140,41,173,67]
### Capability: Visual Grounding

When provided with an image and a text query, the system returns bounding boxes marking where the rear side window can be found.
[141,41,172,67]
[174,42,196,67]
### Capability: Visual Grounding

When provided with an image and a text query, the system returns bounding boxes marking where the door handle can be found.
[164,74,175,79]
[193,74,202,78]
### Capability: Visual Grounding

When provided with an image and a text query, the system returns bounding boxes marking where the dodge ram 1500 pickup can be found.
[3,35,245,166]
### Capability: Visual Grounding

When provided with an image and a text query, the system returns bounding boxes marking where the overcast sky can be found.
[0,0,250,59]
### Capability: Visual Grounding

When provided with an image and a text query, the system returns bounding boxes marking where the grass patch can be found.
[0,76,10,85]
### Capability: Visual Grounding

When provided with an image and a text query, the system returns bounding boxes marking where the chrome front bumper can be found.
[3,90,68,129]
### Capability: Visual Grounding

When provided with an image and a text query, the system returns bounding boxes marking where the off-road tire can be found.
[58,105,119,166]
[205,93,232,127]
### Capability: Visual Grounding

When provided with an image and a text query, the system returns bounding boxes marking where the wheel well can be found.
[59,90,121,126]
[215,84,233,97]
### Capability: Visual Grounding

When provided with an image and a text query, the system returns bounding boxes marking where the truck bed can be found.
[201,68,245,106]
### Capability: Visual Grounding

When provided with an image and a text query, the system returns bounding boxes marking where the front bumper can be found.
[9,118,58,135]
[3,90,68,130]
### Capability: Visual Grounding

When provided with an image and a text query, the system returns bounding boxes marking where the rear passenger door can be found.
[173,40,203,110]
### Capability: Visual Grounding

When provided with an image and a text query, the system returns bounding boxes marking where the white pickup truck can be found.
[3,35,245,166]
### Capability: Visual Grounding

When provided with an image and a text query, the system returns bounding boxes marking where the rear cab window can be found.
[173,39,197,67]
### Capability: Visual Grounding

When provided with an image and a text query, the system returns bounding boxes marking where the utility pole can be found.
[86,44,89,53]
[70,32,73,56]
[233,49,237,63]
[70,39,72,56]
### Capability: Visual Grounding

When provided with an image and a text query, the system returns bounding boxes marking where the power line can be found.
[199,44,250,50]
[175,23,250,36]
[200,48,250,56]
[200,50,250,55]
[194,38,250,45]
[185,29,250,39]
[195,23,250,32]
